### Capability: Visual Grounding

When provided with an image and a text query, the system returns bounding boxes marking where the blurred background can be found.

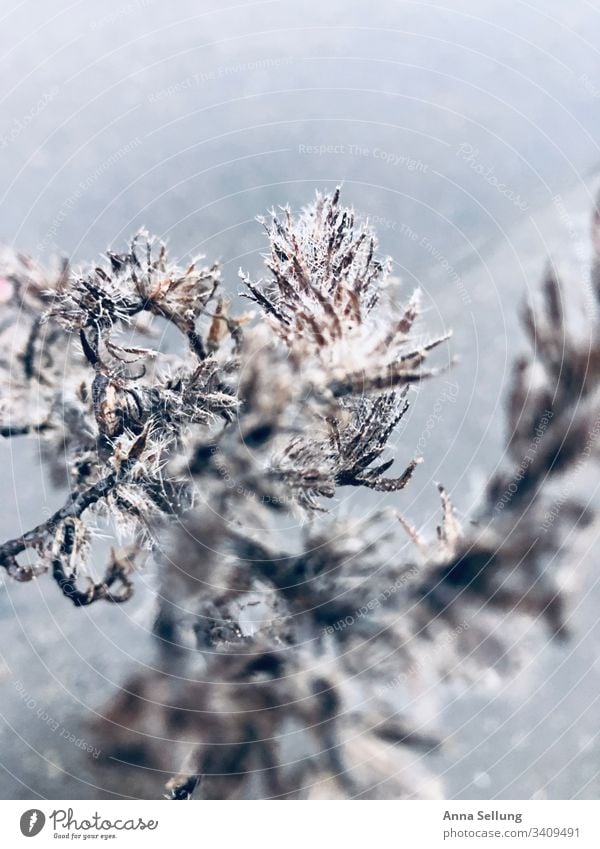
[1,0,600,799]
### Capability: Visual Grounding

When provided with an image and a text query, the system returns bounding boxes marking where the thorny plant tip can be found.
[0,189,598,798]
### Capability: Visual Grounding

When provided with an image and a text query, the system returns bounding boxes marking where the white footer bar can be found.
[1,800,598,848]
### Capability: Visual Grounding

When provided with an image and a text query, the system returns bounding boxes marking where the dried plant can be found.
[0,189,598,799]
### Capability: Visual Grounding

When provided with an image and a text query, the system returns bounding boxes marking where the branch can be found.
[0,471,119,577]
[52,544,136,607]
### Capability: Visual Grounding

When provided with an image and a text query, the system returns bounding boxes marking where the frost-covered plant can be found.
[0,189,597,799]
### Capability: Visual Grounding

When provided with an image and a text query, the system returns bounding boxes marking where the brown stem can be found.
[0,471,119,567]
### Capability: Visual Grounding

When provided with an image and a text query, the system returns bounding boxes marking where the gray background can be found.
[1,0,600,799]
